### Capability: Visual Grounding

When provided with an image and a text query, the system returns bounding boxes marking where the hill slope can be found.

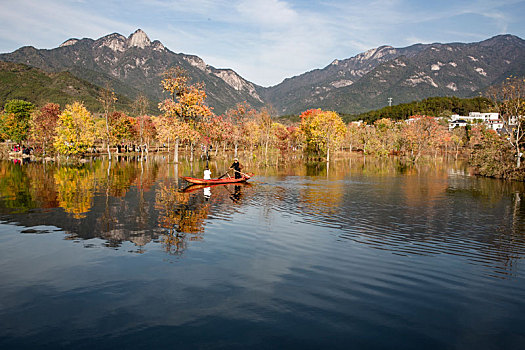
[0,61,137,113]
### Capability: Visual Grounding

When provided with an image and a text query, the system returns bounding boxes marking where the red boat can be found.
[181,182,252,193]
[181,173,254,185]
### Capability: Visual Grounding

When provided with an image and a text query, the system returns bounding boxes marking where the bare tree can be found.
[133,94,149,155]
[488,77,525,168]
[98,83,117,160]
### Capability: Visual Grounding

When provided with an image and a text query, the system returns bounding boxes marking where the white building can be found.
[449,112,506,131]
[449,119,468,129]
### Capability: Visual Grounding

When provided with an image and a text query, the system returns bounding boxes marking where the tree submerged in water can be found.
[299,109,346,162]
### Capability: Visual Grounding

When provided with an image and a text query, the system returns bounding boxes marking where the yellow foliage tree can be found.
[299,109,346,161]
[54,102,96,156]
[158,67,213,162]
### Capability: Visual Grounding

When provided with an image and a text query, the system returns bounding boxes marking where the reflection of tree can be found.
[0,162,60,213]
[27,164,59,208]
[155,182,210,254]
[402,162,449,207]
[54,166,95,219]
[299,182,344,216]
[94,159,161,248]
[0,162,37,213]
[1,156,524,279]
[94,160,137,197]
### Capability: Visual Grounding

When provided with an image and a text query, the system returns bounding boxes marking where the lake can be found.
[1,156,524,349]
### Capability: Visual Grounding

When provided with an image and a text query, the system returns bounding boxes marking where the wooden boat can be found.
[181,173,254,185]
[182,182,252,193]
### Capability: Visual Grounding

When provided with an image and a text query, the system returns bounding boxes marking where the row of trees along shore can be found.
[0,68,524,180]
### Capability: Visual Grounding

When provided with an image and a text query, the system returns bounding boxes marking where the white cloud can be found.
[0,0,133,50]
[236,0,299,26]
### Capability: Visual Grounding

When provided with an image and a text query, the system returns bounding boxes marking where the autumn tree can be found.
[224,102,255,157]
[450,126,467,160]
[401,115,444,162]
[54,102,96,156]
[133,93,149,152]
[468,125,519,179]
[299,109,346,161]
[161,66,189,102]
[362,118,401,156]
[204,115,230,156]
[98,83,117,159]
[154,116,174,152]
[346,122,365,152]
[159,66,212,162]
[29,103,60,155]
[134,115,156,151]
[272,122,292,155]
[110,111,137,146]
[488,77,525,167]
[257,107,274,161]
[243,118,260,154]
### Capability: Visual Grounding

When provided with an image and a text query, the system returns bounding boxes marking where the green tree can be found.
[0,99,35,143]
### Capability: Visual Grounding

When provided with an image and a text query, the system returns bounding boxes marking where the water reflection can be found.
[0,156,524,276]
[1,156,525,349]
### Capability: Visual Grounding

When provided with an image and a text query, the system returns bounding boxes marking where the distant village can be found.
[353,112,518,133]
[446,112,518,132]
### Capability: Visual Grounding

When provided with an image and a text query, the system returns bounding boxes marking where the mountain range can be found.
[1,30,524,115]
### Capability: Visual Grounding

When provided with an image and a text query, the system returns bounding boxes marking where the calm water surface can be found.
[0,156,524,349]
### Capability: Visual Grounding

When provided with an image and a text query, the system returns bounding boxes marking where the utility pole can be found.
[388,97,392,107]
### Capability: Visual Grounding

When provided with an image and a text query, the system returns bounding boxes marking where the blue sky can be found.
[0,0,524,86]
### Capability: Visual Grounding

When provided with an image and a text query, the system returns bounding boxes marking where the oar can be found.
[232,169,251,178]
[217,170,230,179]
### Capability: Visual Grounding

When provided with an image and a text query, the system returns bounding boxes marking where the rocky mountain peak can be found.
[127,29,151,49]
[479,34,525,48]
[357,45,396,61]
[59,39,79,47]
[151,40,166,52]
[96,33,127,52]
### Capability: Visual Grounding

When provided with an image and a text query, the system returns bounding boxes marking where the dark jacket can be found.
[230,161,243,178]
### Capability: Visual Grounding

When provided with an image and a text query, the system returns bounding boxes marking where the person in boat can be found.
[229,158,243,179]
[203,166,212,180]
